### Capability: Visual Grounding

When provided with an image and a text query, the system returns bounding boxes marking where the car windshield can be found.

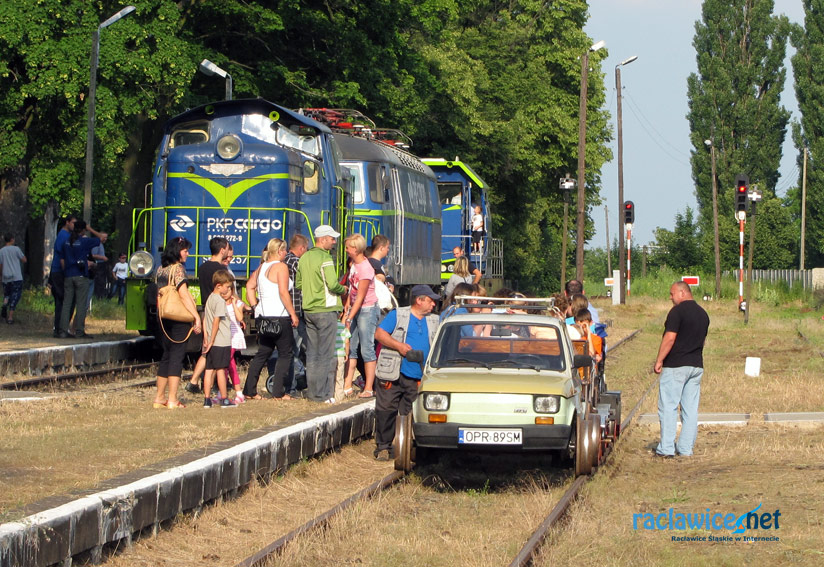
[430,321,566,371]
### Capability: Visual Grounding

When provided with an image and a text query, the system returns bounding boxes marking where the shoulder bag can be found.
[157,264,195,344]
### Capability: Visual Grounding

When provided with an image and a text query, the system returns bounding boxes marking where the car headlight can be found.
[129,251,155,278]
[424,393,450,411]
[217,134,241,160]
[533,395,560,414]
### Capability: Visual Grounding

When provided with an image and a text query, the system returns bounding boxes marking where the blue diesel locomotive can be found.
[420,158,504,290]
[125,100,441,331]
[126,99,347,331]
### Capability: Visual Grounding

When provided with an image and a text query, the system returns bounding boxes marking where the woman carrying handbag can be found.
[243,238,299,400]
[152,237,201,409]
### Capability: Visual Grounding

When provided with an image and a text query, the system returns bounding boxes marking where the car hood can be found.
[421,368,576,398]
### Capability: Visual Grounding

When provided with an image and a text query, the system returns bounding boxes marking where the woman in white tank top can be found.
[242,238,299,400]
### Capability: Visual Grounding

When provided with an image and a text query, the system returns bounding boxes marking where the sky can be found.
[584,0,806,249]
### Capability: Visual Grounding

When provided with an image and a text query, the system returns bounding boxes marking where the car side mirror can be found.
[573,354,592,369]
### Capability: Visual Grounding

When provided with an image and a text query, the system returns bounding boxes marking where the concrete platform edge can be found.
[0,401,376,567]
[0,336,154,376]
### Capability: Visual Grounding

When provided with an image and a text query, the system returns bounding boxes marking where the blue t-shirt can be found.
[379,309,432,380]
[62,237,101,278]
[51,229,71,273]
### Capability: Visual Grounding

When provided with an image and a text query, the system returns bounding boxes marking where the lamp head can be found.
[619,55,638,66]
[590,40,606,52]
[99,5,136,29]
[199,59,228,79]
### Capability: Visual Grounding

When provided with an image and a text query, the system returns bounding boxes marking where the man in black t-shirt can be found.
[184,237,229,394]
[653,281,710,458]
[369,235,393,291]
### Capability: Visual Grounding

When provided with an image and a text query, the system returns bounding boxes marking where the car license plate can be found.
[458,428,522,445]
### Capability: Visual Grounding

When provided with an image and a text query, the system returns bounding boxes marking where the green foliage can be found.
[0,0,611,293]
[687,0,791,267]
[650,207,702,271]
[790,1,824,267]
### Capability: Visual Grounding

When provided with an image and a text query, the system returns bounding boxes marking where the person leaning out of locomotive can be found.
[153,237,201,409]
[185,236,230,396]
[452,246,481,284]
[372,285,441,461]
[58,221,106,339]
[341,233,380,399]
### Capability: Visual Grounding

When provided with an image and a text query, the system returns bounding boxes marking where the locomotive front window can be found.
[169,121,209,148]
[275,123,320,157]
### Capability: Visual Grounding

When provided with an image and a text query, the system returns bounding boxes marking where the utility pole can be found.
[616,55,637,304]
[801,147,807,270]
[604,206,611,275]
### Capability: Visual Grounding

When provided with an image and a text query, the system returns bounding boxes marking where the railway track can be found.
[234,328,646,567]
[0,360,157,392]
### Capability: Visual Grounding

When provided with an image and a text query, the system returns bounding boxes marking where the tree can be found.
[686,0,791,269]
[791,0,824,267]
[652,207,702,271]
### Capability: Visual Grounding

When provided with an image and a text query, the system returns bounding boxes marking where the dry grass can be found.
[266,453,570,567]
[102,442,393,567]
[0,387,335,519]
[538,423,824,567]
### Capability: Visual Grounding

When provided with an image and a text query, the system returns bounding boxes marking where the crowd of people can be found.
[147,226,610,460]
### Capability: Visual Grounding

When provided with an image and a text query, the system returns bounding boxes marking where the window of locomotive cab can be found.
[340,163,365,204]
[368,164,386,203]
[275,123,320,157]
[438,182,463,205]
[169,122,209,148]
[303,160,320,194]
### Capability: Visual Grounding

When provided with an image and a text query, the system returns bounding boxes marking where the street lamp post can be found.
[199,59,233,101]
[615,55,637,304]
[559,175,576,285]
[83,5,136,224]
[576,40,605,282]
[704,139,721,299]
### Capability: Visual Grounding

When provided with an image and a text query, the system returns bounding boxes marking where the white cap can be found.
[314,224,340,239]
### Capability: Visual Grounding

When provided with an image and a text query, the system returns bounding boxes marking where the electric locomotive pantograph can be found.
[298,108,442,302]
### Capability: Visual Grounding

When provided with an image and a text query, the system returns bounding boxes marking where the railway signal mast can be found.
[734,174,749,310]
[623,201,634,297]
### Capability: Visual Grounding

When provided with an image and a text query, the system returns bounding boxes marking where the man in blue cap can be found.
[372,284,440,461]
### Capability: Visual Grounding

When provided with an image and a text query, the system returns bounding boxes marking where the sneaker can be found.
[354,375,366,390]
[203,397,212,409]
[184,382,201,395]
[324,397,336,404]
[234,392,246,404]
[219,397,237,408]
[375,449,390,462]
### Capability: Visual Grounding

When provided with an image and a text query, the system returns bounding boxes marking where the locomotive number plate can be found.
[458,428,522,445]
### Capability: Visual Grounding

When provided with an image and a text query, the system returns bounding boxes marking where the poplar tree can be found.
[686,0,792,270]
[791,0,824,268]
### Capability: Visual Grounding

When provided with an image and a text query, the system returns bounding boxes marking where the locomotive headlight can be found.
[424,393,450,411]
[533,395,560,414]
[129,251,155,278]
[217,134,241,160]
